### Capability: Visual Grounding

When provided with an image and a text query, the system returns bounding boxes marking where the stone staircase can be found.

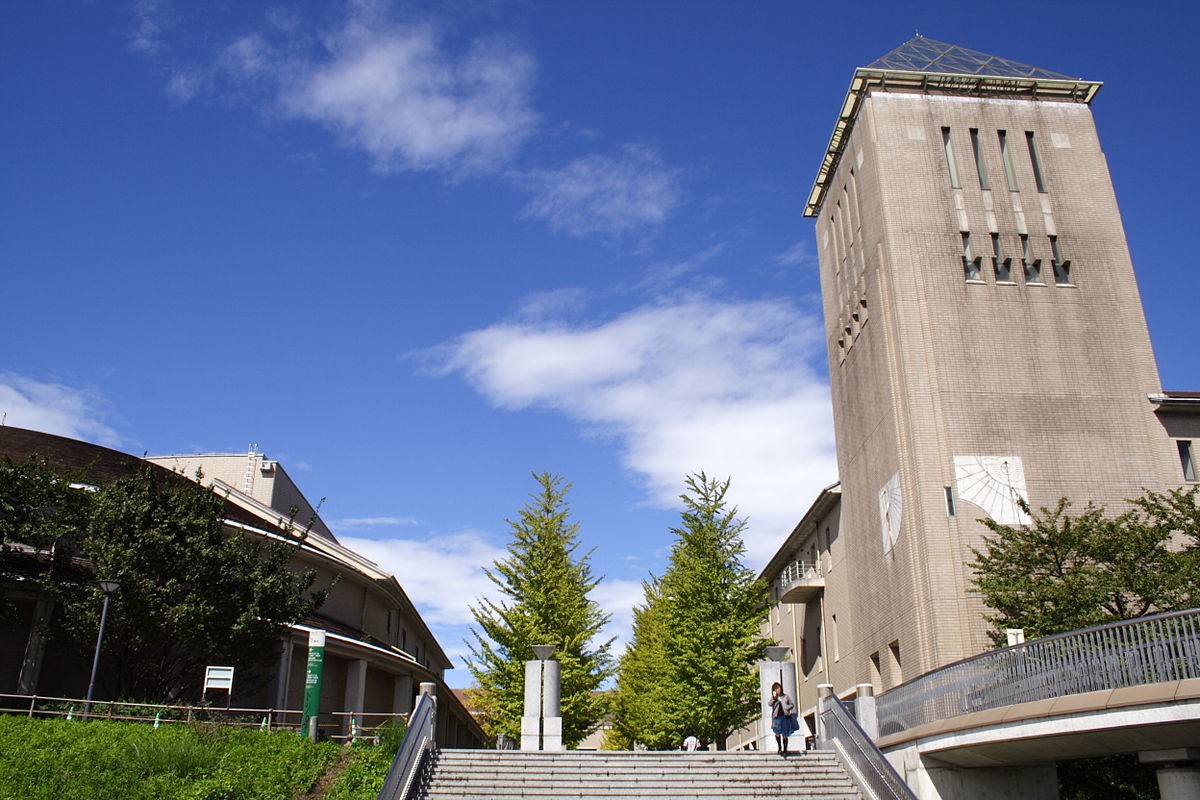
[418,749,863,799]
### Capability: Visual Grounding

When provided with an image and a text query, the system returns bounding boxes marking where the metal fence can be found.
[0,692,406,743]
[819,694,917,800]
[876,608,1200,737]
[779,559,821,586]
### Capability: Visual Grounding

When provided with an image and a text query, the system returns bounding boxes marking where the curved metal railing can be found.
[876,608,1200,737]
[819,694,917,800]
[377,691,437,800]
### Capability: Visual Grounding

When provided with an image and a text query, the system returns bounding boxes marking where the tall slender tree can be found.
[612,473,768,749]
[468,473,613,747]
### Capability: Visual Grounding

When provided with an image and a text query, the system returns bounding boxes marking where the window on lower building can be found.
[962,232,982,281]
[1050,235,1072,284]
[991,234,1011,282]
[1180,440,1196,481]
[1021,234,1041,283]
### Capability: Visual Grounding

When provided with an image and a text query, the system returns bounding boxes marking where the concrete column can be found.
[1140,749,1200,800]
[757,652,798,749]
[521,660,542,751]
[343,659,368,739]
[17,598,54,695]
[272,636,294,710]
[392,673,413,714]
[1156,767,1200,799]
[541,659,563,751]
[855,683,878,740]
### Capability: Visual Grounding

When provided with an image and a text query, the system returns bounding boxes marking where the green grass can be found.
[0,716,342,800]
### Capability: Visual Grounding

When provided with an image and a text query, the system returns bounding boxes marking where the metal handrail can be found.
[819,694,917,800]
[876,608,1200,737]
[377,690,437,800]
[779,560,822,585]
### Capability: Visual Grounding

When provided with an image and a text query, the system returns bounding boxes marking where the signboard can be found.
[203,665,235,693]
[299,630,326,739]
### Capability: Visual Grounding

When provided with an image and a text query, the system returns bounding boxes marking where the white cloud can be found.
[279,23,538,174]
[339,530,506,628]
[430,295,837,565]
[330,516,418,529]
[0,373,121,448]
[516,144,682,237]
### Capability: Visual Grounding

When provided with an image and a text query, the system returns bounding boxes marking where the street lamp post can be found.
[83,580,119,718]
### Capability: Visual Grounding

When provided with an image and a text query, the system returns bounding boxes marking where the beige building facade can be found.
[730,37,1198,749]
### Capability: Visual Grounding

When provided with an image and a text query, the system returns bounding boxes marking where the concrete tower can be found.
[806,37,1181,680]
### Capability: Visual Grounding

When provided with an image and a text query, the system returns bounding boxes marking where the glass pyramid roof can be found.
[866,35,1077,81]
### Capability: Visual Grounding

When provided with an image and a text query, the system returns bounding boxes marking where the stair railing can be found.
[377,686,437,800]
[819,693,917,800]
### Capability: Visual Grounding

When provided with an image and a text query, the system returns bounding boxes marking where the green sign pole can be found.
[300,630,325,739]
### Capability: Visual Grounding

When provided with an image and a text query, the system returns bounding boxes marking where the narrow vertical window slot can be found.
[992,233,1010,282]
[962,232,981,281]
[942,127,961,189]
[970,129,990,190]
[1026,131,1047,192]
[1180,440,1196,481]
[944,487,956,516]
[998,131,1018,191]
[1021,234,1041,283]
[1050,235,1072,284]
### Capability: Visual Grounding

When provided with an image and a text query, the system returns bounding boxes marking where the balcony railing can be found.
[776,560,824,603]
[876,608,1200,737]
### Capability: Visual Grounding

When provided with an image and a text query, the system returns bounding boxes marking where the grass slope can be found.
[0,716,343,800]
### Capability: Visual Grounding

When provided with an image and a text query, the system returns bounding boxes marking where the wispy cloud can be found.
[128,0,172,56]
[339,529,506,628]
[515,144,682,238]
[774,239,816,269]
[147,7,539,175]
[330,516,419,530]
[0,373,121,448]
[591,578,647,656]
[427,294,837,564]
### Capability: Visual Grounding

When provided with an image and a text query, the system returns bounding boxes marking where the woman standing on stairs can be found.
[769,682,799,757]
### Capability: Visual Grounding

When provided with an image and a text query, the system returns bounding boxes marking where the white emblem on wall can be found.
[953,455,1032,525]
[878,472,902,554]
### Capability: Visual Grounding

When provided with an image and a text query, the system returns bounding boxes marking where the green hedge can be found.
[0,716,341,800]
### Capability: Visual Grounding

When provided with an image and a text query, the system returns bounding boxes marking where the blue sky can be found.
[4,1,1197,686]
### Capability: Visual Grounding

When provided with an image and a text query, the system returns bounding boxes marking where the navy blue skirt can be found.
[772,713,799,736]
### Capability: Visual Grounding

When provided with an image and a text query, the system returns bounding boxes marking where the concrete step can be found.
[418,749,863,800]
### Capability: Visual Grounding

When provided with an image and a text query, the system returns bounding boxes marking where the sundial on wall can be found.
[877,472,902,553]
[953,455,1032,525]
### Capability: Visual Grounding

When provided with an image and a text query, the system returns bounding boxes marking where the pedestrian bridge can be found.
[862,609,1200,799]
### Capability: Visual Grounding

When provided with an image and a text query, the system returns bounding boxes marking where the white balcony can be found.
[776,560,824,604]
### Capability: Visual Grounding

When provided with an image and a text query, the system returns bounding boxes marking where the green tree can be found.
[0,455,93,621]
[968,487,1199,641]
[467,473,613,747]
[1,456,327,701]
[612,473,768,749]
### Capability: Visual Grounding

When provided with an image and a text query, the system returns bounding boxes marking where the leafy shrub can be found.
[0,716,339,800]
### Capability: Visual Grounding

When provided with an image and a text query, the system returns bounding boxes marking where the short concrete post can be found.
[816,684,834,746]
[854,683,879,741]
